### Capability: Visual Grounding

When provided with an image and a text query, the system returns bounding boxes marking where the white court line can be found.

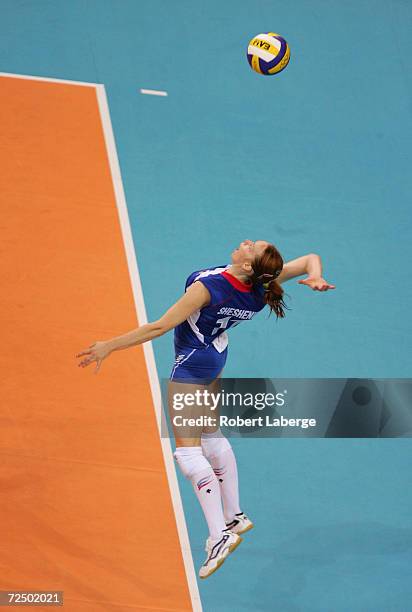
[96,85,202,612]
[0,71,201,612]
[140,88,168,96]
[0,71,100,87]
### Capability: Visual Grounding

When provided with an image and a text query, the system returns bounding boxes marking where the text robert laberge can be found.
[172,414,317,429]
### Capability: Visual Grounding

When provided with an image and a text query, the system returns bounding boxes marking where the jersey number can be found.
[212,316,240,335]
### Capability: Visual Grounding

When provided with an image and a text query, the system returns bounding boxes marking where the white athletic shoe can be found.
[225,512,254,535]
[198,531,242,579]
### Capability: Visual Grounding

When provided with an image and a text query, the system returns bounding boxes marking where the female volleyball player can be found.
[76,240,335,578]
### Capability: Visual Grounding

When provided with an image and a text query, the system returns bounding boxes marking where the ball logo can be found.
[251,39,271,51]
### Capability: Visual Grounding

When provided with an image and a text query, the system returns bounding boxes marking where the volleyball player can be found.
[76,240,335,578]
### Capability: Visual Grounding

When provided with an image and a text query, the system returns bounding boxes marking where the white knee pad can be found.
[174,446,211,479]
[201,429,231,460]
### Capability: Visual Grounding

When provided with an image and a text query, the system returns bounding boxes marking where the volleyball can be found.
[247,32,290,75]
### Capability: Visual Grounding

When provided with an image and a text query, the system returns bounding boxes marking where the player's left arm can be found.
[277,253,336,291]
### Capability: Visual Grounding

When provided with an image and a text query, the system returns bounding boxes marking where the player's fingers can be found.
[76,343,96,356]
[80,354,95,367]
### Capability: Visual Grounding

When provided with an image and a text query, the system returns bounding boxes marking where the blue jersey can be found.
[174,264,266,353]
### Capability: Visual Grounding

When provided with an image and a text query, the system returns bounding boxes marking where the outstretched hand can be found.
[75,341,112,374]
[298,277,336,291]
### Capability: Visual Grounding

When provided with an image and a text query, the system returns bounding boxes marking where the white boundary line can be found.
[96,84,202,612]
[0,71,99,87]
[0,71,201,611]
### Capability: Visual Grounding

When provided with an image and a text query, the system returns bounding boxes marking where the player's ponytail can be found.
[251,244,289,319]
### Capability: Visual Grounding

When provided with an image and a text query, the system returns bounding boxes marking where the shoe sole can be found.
[228,535,243,553]
[199,536,243,579]
[199,556,226,579]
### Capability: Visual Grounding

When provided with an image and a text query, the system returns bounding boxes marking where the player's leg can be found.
[169,378,227,539]
[201,373,254,534]
[168,378,242,577]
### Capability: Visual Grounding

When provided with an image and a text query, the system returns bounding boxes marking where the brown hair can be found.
[250,244,289,318]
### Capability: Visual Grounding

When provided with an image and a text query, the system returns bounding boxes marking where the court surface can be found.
[1,2,411,610]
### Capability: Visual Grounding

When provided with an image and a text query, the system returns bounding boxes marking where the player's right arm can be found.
[75,282,210,373]
[277,253,335,290]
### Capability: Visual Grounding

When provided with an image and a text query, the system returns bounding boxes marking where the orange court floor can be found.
[0,75,194,612]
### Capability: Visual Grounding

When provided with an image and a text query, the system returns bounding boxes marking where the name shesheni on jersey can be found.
[174,264,266,353]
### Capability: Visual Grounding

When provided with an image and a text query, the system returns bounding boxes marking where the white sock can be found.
[174,446,227,541]
[201,432,242,522]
